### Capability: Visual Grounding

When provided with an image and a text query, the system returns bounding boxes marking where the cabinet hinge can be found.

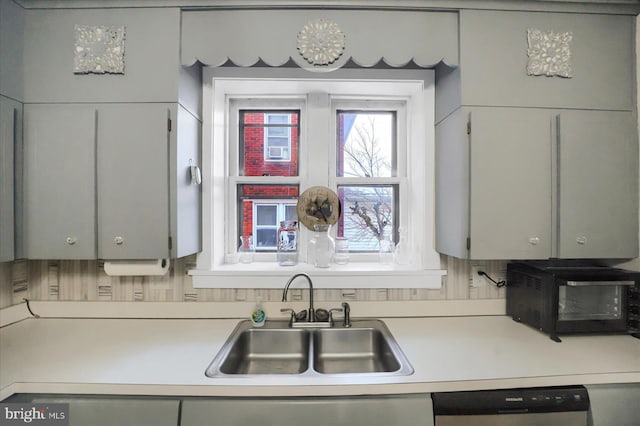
[466,120,471,135]
[466,238,471,250]
[168,236,173,250]
[167,118,172,132]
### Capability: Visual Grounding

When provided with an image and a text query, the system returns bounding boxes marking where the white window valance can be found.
[180,9,459,70]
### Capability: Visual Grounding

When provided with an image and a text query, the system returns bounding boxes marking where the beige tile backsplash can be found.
[0,256,506,309]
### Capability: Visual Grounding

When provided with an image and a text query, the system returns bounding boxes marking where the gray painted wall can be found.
[1,4,639,307]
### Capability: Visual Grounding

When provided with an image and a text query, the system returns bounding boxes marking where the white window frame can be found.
[190,68,445,288]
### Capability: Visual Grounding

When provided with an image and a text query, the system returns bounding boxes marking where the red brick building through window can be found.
[238,111,300,250]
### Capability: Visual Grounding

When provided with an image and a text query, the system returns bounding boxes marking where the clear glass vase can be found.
[238,235,255,264]
[393,227,412,265]
[379,231,395,265]
[334,236,349,265]
[309,224,334,268]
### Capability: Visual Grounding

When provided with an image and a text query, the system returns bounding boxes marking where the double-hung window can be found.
[231,100,302,262]
[192,69,443,288]
[334,106,401,252]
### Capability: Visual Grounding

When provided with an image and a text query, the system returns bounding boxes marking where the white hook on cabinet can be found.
[189,159,202,185]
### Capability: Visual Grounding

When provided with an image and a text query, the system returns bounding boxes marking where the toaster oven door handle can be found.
[566,280,636,287]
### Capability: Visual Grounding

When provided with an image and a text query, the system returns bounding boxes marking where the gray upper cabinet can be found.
[436,107,552,260]
[437,11,635,122]
[436,107,638,260]
[459,11,633,112]
[24,102,201,260]
[23,7,180,104]
[435,8,637,260]
[557,110,638,259]
[97,104,171,259]
[23,104,97,259]
[0,96,22,262]
[469,108,552,259]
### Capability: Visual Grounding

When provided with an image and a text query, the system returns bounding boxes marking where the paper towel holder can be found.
[104,258,170,276]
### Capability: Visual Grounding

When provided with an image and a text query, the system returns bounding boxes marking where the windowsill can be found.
[188,262,446,289]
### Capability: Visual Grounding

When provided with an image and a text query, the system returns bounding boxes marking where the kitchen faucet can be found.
[282,273,315,322]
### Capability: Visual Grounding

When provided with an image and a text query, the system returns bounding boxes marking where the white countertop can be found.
[1,315,639,400]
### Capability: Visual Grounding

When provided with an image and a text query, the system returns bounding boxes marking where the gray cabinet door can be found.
[97,104,171,259]
[469,108,552,259]
[23,104,96,259]
[0,96,21,262]
[557,110,638,258]
[32,397,180,426]
[171,105,201,258]
[182,395,434,426]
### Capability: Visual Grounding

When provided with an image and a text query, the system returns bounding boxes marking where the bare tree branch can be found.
[341,114,393,244]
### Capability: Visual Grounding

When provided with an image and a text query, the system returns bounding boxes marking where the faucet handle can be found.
[280,308,296,327]
[329,307,343,327]
[315,308,330,322]
[295,310,308,322]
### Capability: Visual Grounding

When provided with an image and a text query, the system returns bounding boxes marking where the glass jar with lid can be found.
[277,220,298,266]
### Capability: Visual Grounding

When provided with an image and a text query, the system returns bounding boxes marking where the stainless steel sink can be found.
[313,327,402,374]
[219,327,310,374]
[205,319,413,377]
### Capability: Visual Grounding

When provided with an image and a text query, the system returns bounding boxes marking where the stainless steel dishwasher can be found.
[432,386,589,426]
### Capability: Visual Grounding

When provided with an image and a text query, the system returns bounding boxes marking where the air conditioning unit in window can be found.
[268,146,286,159]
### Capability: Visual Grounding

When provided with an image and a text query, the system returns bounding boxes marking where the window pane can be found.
[267,114,289,125]
[337,185,397,252]
[336,111,396,178]
[240,110,299,175]
[237,184,299,252]
[256,229,277,249]
[285,205,297,221]
[256,205,277,226]
[267,138,289,147]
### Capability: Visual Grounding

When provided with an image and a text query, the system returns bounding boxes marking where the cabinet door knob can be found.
[576,236,587,245]
[528,237,540,245]
[114,236,125,245]
[66,237,77,245]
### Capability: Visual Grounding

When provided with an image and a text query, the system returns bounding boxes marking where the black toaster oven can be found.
[506,261,640,342]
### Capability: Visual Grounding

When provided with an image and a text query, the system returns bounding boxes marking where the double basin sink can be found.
[205,319,414,377]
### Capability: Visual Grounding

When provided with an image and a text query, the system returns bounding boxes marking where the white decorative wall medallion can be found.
[296,19,345,66]
[74,25,126,74]
[526,28,573,78]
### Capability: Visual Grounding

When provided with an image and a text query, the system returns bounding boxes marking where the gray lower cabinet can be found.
[29,397,180,426]
[23,102,201,260]
[435,106,638,260]
[4,394,434,426]
[181,395,434,426]
[0,95,22,262]
[585,383,640,426]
